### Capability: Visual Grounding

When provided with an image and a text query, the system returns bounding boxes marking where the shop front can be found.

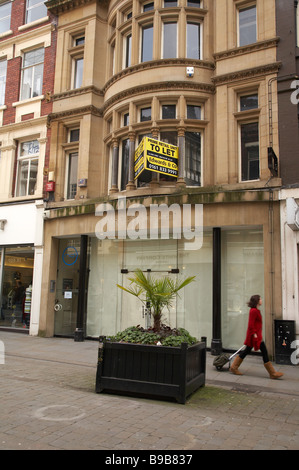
[44,214,266,350]
[0,201,44,335]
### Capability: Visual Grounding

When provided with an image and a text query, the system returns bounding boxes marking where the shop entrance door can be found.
[54,239,89,338]
[119,269,178,331]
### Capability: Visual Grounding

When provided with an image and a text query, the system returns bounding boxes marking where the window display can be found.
[0,246,34,329]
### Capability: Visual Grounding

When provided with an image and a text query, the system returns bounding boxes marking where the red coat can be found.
[244,308,263,351]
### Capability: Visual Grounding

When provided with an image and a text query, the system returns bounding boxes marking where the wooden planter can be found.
[95,340,206,404]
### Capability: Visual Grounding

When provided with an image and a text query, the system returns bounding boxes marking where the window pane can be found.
[140,107,151,121]
[187,23,200,59]
[143,2,154,11]
[125,34,132,68]
[0,2,11,33]
[163,23,177,58]
[32,63,43,97]
[162,105,176,119]
[239,6,256,46]
[70,129,80,142]
[20,140,39,156]
[24,48,44,68]
[240,94,258,111]
[0,60,7,105]
[121,139,130,190]
[74,58,83,88]
[123,113,129,126]
[28,159,38,194]
[187,105,201,119]
[185,132,201,186]
[141,25,153,62]
[21,48,44,100]
[241,122,259,181]
[187,0,201,7]
[26,0,47,23]
[164,0,177,6]
[67,153,78,199]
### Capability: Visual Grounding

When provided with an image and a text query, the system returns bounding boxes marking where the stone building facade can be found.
[33,0,288,355]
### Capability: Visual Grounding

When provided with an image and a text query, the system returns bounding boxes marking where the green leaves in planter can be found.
[108,325,197,346]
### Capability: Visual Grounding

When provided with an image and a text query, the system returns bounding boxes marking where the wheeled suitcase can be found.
[213,346,245,371]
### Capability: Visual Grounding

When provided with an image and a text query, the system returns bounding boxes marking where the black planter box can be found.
[95,340,206,404]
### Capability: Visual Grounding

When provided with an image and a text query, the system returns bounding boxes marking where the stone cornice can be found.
[212,62,282,86]
[103,80,215,114]
[103,58,215,94]
[213,37,280,61]
[47,104,102,124]
[51,85,103,102]
[45,0,100,14]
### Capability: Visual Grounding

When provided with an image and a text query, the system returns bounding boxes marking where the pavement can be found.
[1,331,299,452]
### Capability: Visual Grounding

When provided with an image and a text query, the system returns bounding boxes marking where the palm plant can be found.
[117,269,195,332]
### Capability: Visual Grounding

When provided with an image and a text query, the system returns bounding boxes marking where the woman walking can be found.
[230,295,283,379]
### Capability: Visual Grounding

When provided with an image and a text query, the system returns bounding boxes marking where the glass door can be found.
[54,239,81,337]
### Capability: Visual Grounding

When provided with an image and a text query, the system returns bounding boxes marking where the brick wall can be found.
[1,0,57,126]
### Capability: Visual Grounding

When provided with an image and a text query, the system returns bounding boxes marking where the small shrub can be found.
[108,325,198,346]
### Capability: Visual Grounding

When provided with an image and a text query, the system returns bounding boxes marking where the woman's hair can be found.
[247,295,261,308]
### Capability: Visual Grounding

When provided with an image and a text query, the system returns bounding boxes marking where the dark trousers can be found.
[239,341,269,364]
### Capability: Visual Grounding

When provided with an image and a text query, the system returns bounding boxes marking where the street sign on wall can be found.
[134,137,178,180]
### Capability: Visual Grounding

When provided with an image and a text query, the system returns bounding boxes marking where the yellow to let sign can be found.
[134,137,178,180]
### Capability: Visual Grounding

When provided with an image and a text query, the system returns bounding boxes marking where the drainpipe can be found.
[211,227,222,355]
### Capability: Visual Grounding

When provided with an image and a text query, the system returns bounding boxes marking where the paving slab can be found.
[0,331,298,452]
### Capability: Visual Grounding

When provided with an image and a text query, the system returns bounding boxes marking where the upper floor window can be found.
[123,112,129,126]
[240,93,258,111]
[66,128,80,200]
[164,0,177,7]
[0,1,11,33]
[26,0,47,24]
[140,107,151,121]
[143,2,154,12]
[0,59,7,105]
[187,0,201,7]
[240,122,259,181]
[20,47,44,100]
[187,22,201,59]
[125,33,132,68]
[141,24,153,62]
[187,104,201,119]
[15,140,39,197]
[163,22,177,59]
[71,36,85,88]
[162,104,176,119]
[238,5,257,47]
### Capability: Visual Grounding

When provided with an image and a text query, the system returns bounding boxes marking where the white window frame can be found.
[26,0,47,24]
[0,1,11,34]
[20,47,44,100]
[0,59,7,106]
[15,139,40,197]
